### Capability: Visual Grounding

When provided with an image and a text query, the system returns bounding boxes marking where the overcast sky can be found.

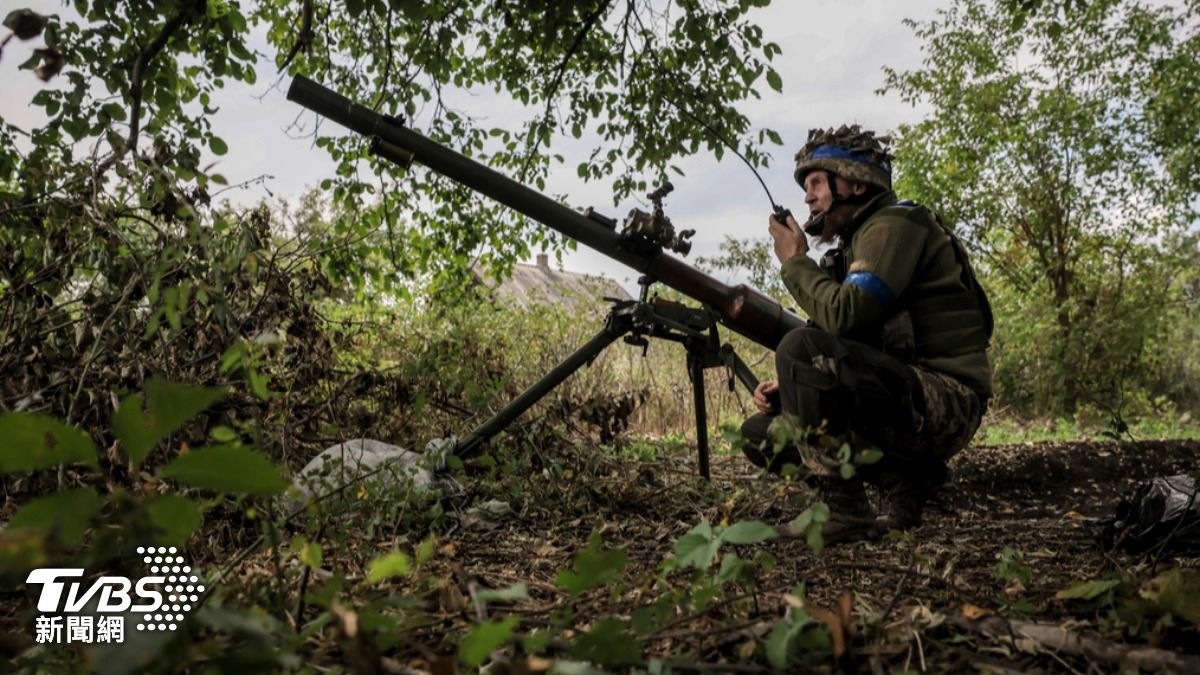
[1,0,948,292]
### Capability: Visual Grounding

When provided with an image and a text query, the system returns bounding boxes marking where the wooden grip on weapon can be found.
[651,256,803,350]
[723,284,793,349]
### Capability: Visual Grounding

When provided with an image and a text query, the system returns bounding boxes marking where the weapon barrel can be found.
[287,75,805,349]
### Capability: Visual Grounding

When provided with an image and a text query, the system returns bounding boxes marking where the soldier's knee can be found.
[775,326,833,374]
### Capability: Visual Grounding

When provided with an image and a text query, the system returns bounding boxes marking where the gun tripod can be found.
[453,276,760,479]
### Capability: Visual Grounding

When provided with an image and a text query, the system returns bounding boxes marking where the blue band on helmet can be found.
[809,145,891,174]
[844,271,895,309]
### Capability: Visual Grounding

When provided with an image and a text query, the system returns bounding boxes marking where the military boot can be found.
[877,461,948,531]
[816,476,881,544]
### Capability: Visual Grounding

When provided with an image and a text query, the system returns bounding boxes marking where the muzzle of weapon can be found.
[286,75,805,350]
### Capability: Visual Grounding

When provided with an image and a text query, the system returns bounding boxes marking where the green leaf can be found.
[855,448,884,465]
[146,494,203,547]
[7,487,104,547]
[791,510,813,531]
[160,444,288,495]
[366,551,411,583]
[996,547,1032,585]
[209,426,238,443]
[472,582,528,605]
[631,604,672,636]
[415,536,436,565]
[674,532,708,560]
[100,102,126,121]
[766,69,783,92]
[795,501,829,555]
[811,502,830,522]
[766,616,803,670]
[720,520,779,545]
[807,524,824,555]
[4,9,47,40]
[247,368,270,399]
[291,535,324,570]
[556,532,628,596]
[0,413,98,474]
[716,553,747,584]
[765,608,820,668]
[1056,578,1122,601]
[458,616,519,668]
[209,136,229,155]
[522,629,551,656]
[112,378,228,466]
[789,502,828,532]
[568,618,640,666]
[673,529,722,570]
[1137,569,1200,626]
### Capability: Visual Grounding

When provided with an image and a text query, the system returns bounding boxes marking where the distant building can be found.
[473,253,632,309]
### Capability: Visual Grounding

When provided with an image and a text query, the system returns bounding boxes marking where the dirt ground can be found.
[4,438,1197,673]
[425,437,1200,673]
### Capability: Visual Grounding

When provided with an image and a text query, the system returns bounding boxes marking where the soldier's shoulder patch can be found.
[849,260,872,273]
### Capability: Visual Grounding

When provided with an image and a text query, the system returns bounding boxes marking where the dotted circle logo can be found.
[133,546,204,632]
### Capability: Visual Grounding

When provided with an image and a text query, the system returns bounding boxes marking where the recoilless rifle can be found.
[287,75,806,478]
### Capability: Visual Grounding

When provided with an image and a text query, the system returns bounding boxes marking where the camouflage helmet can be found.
[794,124,893,192]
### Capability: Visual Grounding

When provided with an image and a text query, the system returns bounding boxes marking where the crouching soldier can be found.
[741,125,993,544]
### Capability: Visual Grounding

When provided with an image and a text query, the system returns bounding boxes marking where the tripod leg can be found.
[455,317,631,459]
[719,344,760,394]
[689,352,711,480]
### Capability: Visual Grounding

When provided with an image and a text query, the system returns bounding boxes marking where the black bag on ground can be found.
[1100,475,1200,557]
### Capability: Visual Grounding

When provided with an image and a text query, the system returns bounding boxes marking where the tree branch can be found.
[519,0,613,181]
[277,0,314,74]
[370,5,395,111]
[962,615,1200,673]
[127,2,197,156]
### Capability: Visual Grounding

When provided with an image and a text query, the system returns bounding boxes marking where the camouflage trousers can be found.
[741,326,985,481]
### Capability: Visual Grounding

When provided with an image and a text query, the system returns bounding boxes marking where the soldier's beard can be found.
[804,203,857,243]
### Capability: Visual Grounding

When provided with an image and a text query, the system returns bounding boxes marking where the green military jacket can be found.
[780,191,994,398]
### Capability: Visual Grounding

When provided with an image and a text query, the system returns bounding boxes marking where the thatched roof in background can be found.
[472,254,632,309]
